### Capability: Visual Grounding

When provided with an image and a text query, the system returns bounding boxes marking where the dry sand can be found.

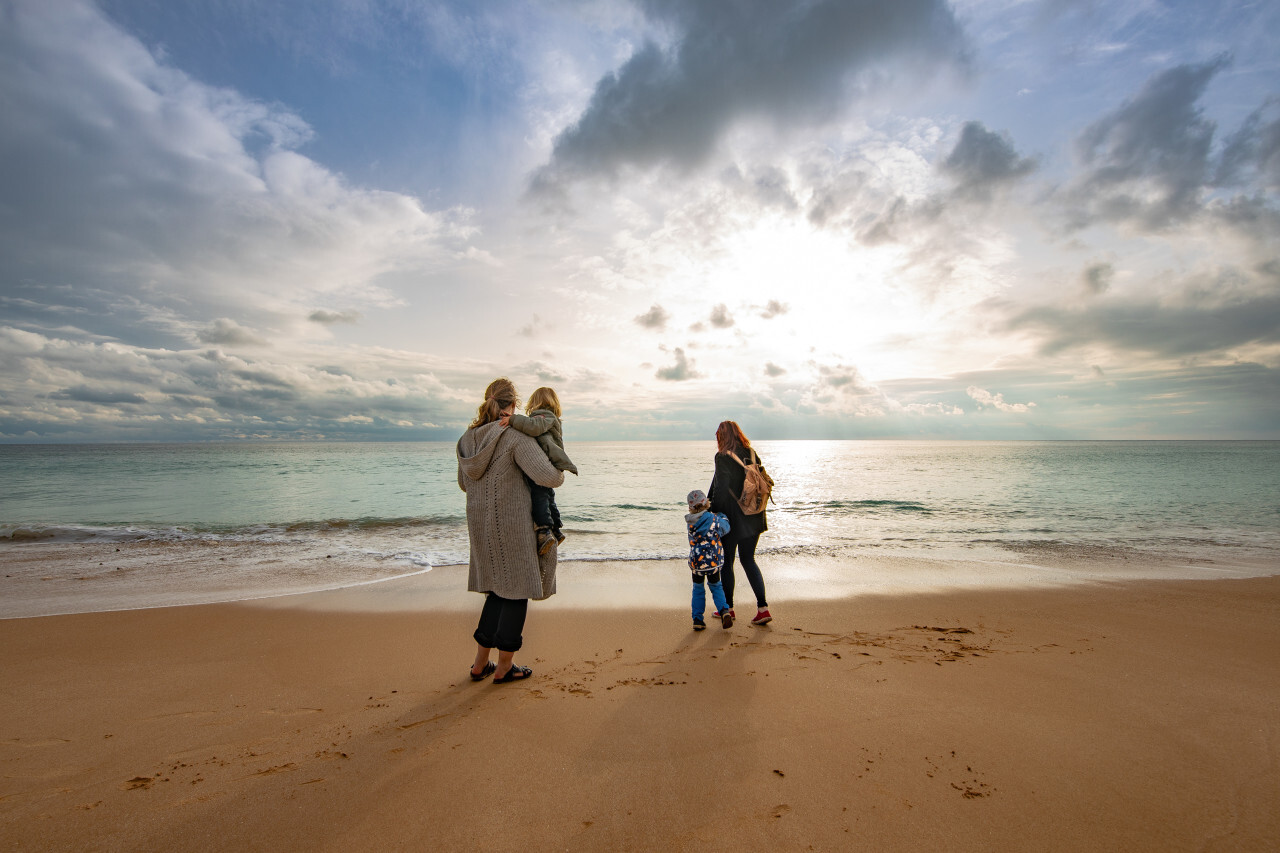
[2,564,1278,852]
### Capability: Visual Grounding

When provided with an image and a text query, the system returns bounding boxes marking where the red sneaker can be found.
[751,609,772,626]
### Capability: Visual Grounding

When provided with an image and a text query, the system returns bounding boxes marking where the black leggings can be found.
[473,593,528,653]
[722,534,767,610]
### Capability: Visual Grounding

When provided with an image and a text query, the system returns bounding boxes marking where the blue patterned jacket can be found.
[686,510,730,575]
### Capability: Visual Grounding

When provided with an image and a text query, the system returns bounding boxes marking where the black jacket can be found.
[708,448,768,544]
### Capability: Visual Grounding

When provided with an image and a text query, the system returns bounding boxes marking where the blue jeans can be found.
[691,569,730,619]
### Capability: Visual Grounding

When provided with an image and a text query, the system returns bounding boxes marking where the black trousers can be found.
[473,593,528,653]
[722,533,767,609]
[529,483,561,532]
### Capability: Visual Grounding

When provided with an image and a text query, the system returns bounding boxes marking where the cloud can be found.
[0,326,480,440]
[940,121,1036,201]
[531,0,967,191]
[966,386,1034,413]
[1006,274,1280,358]
[719,165,799,212]
[0,0,461,351]
[197,319,269,347]
[518,314,552,338]
[817,363,876,394]
[308,309,363,325]
[760,300,789,319]
[1215,97,1280,189]
[1067,57,1227,230]
[708,303,734,328]
[763,362,786,377]
[1082,262,1114,295]
[655,347,699,380]
[634,303,671,330]
[48,386,148,405]
[514,360,567,384]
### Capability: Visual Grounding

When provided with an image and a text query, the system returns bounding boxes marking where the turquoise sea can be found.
[2,441,1278,615]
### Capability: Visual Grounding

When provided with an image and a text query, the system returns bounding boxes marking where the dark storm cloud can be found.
[940,121,1037,202]
[532,0,967,190]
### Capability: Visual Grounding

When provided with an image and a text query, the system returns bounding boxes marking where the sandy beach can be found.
[2,559,1278,852]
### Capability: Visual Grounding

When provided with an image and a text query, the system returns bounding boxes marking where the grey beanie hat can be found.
[686,489,709,509]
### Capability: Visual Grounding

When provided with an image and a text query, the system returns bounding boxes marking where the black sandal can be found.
[493,664,532,684]
[469,661,496,681]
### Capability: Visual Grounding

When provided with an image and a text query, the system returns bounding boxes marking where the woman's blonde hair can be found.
[525,386,562,417]
[470,377,520,429]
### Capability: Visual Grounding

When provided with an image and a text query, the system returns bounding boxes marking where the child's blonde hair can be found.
[525,386,562,417]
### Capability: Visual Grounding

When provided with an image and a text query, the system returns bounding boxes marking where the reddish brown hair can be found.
[715,420,751,455]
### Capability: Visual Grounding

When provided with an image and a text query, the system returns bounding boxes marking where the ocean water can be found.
[2,440,1278,615]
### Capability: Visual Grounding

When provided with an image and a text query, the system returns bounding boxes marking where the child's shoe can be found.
[751,609,772,626]
[536,527,556,556]
[693,617,706,631]
[720,609,734,629]
[712,608,736,619]
[555,529,566,545]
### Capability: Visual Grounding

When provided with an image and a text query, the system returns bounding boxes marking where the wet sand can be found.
[1,566,1278,851]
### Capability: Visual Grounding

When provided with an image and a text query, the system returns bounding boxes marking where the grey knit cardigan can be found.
[457,421,566,600]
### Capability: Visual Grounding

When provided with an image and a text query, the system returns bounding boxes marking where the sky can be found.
[0,0,1277,442]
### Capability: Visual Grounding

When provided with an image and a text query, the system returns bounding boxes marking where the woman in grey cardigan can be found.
[458,378,565,684]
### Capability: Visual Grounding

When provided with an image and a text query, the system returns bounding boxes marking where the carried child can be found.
[685,489,733,630]
[503,386,577,555]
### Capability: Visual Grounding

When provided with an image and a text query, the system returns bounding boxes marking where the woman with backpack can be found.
[707,420,773,626]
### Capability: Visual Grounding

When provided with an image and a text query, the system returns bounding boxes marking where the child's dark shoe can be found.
[536,527,556,556]
[720,609,734,629]
[693,617,706,631]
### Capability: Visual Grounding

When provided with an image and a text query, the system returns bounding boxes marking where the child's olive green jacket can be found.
[507,408,578,475]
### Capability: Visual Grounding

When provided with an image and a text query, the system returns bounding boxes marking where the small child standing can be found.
[503,387,578,555]
[685,489,733,630]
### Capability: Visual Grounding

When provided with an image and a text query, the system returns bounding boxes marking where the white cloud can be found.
[966,385,1035,413]
[0,0,465,349]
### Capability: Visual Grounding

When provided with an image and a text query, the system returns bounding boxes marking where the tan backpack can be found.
[728,450,775,515]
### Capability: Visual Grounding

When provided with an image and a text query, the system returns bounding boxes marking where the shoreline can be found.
[2,572,1278,851]
[3,541,1277,620]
